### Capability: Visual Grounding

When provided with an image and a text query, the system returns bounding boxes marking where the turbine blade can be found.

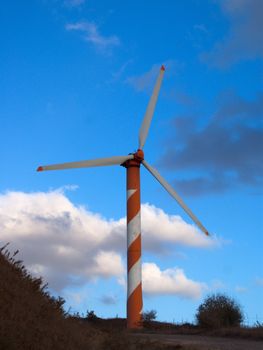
[142,160,209,236]
[139,65,165,149]
[37,155,134,172]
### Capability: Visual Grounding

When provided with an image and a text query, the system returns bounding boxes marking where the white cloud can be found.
[0,189,124,290]
[0,189,216,292]
[210,279,225,291]
[142,263,206,299]
[92,251,124,277]
[109,59,134,83]
[200,0,263,67]
[255,278,263,287]
[126,65,158,93]
[235,285,247,293]
[64,290,87,307]
[126,60,183,93]
[64,0,86,7]
[142,203,214,249]
[193,24,208,33]
[100,294,118,305]
[65,21,120,52]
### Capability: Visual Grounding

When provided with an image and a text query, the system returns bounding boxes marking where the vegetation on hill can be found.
[0,244,190,349]
[1,243,262,349]
[0,244,106,349]
[196,294,244,329]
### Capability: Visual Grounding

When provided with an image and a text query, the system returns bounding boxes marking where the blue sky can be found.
[0,0,262,325]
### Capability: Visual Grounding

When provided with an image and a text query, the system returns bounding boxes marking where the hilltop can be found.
[1,243,262,350]
[0,244,179,350]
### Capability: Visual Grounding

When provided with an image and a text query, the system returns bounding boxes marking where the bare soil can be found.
[134,333,263,350]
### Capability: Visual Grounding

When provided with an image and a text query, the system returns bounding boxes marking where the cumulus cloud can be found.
[66,21,120,53]
[141,203,213,249]
[0,189,125,290]
[200,0,263,67]
[142,263,206,299]
[0,190,215,292]
[92,251,124,277]
[160,92,263,196]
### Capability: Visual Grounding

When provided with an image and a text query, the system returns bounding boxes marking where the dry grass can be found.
[0,244,106,349]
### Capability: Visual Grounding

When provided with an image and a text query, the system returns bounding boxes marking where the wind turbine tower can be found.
[37,65,209,328]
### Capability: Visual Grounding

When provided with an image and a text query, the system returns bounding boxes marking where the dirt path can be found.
[135,333,263,350]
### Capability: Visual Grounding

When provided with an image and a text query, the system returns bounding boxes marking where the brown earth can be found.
[134,333,263,350]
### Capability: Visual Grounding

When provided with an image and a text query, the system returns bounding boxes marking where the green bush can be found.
[196,293,244,328]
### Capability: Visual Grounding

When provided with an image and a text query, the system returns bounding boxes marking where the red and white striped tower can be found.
[122,149,144,329]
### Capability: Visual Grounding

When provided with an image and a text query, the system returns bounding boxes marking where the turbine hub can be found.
[134,149,144,161]
[121,149,144,168]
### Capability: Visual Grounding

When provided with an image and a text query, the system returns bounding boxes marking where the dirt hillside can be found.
[0,244,177,350]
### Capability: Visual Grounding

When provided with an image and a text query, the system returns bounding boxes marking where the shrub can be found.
[255,320,263,328]
[196,293,244,328]
[142,310,157,322]
[86,310,98,321]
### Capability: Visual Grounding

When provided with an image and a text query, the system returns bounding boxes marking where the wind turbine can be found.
[37,65,209,329]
